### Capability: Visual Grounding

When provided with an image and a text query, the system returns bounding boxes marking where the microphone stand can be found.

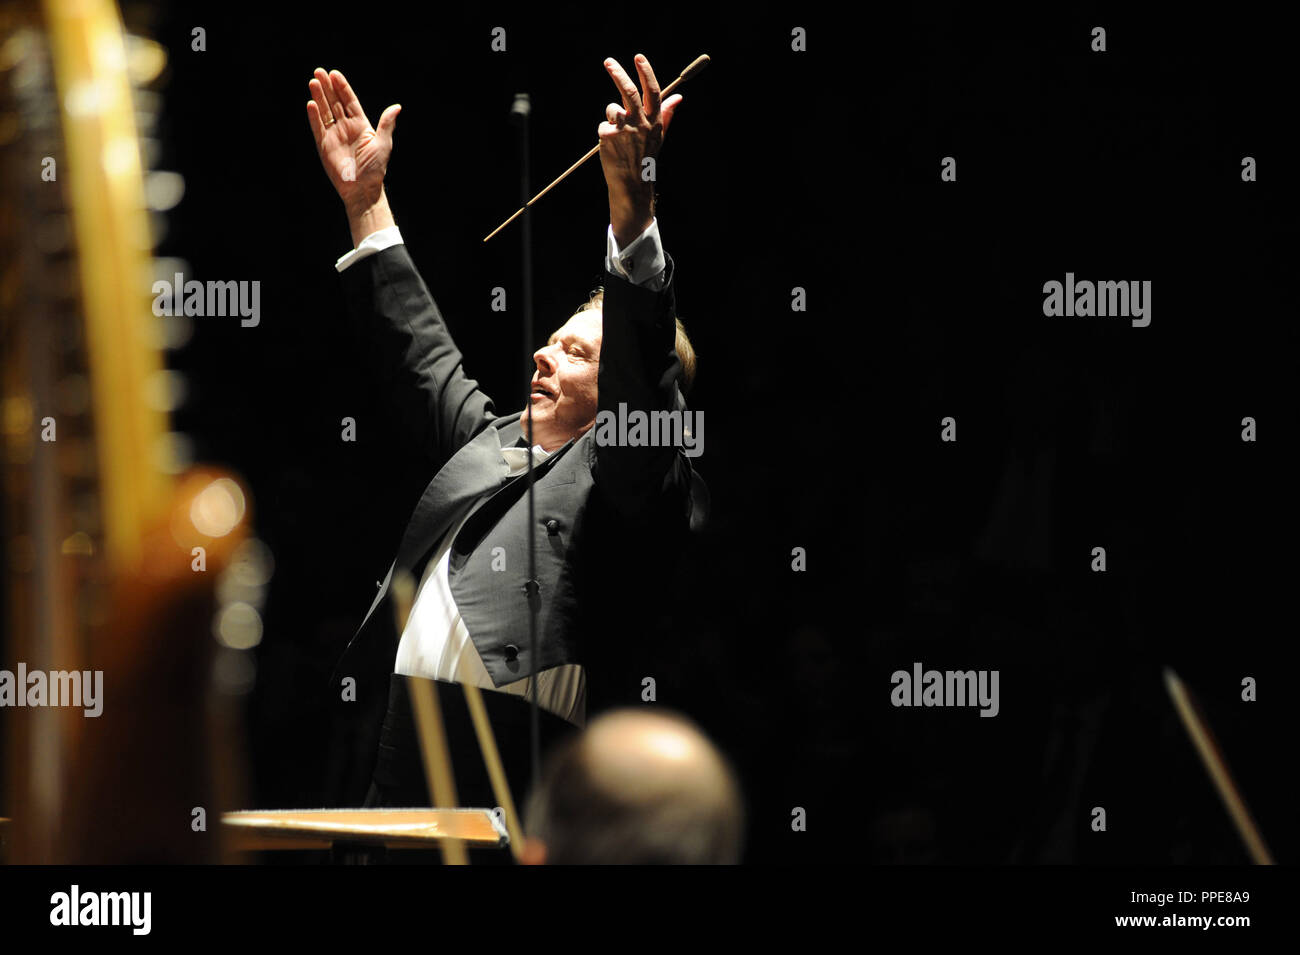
[511,91,542,794]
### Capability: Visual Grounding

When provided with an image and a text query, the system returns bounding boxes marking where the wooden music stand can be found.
[222,808,508,855]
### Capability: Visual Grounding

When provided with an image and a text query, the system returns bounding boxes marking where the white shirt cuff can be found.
[605,218,667,290]
[336,225,405,272]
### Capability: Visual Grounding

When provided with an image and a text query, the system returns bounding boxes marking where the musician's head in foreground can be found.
[523,291,697,452]
[521,707,743,864]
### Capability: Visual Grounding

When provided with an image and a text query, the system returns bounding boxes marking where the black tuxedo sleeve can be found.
[339,244,497,466]
[591,253,694,519]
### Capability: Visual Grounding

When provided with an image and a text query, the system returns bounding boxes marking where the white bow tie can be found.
[500,445,550,473]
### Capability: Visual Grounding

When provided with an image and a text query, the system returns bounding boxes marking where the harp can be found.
[1,0,252,862]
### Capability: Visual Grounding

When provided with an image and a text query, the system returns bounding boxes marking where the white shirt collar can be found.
[500,444,551,473]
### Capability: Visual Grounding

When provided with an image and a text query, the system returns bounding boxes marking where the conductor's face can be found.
[524,308,602,451]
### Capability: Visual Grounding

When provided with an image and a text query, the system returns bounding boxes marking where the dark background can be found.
[131,3,1293,863]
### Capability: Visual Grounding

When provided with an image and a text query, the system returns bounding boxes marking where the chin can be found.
[519,409,553,441]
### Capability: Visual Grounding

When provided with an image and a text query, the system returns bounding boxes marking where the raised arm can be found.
[306,67,399,247]
[307,68,497,463]
[591,55,693,517]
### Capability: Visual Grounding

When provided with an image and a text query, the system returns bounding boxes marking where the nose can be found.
[533,343,559,378]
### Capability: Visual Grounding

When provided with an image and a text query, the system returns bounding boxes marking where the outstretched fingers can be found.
[314,67,343,119]
[633,54,661,119]
[329,69,364,122]
[604,57,644,124]
[376,103,401,140]
[309,71,335,125]
[660,93,683,130]
[306,98,327,146]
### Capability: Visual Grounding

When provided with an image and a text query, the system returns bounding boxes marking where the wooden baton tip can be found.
[680,53,710,79]
[483,54,712,242]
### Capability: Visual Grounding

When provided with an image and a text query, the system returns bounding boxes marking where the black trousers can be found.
[364,673,578,815]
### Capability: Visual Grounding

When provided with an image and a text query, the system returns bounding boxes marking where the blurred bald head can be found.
[523,708,744,864]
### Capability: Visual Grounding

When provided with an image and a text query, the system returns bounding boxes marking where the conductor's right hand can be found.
[306,67,400,218]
